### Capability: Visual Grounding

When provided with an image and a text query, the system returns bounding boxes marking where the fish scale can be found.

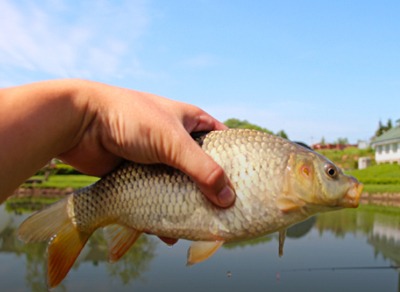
[17,129,363,288]
[70,130,290,241]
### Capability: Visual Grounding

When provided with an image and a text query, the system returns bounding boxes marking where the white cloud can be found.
[0,0,149,82]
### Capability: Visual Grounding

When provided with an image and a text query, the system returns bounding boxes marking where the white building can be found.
[371,121,400,164]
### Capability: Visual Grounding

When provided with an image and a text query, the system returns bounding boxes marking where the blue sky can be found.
[1,0,399,144]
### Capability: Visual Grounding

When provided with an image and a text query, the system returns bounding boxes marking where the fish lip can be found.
[342,181,363,208]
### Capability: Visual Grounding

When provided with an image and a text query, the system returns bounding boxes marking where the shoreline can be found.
[360,192,400,207]
[11,187,400,202]
[11,187,75,198]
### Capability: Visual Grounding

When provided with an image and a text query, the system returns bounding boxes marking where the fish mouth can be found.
[341,178,363,208]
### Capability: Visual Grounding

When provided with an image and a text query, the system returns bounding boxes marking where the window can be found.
[385,144,390,153]
[393,143,398,153]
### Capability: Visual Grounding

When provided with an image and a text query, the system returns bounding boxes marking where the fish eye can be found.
[325,164,338,179]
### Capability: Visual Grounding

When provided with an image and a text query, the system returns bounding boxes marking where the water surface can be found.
[0,196,399,291]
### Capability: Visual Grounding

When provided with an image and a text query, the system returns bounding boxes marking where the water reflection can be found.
[0,200,157,291]
[1,195,399,291]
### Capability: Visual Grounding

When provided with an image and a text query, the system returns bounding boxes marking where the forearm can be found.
[0,79,93,200]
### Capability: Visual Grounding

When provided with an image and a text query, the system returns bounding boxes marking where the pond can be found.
[0,195,399,292]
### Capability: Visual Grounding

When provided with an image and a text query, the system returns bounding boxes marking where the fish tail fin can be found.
[18,197,92,288]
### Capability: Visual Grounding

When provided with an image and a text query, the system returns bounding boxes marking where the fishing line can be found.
[281,265,400,272]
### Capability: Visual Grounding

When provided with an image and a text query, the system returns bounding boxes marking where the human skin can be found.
[0,79,235,207]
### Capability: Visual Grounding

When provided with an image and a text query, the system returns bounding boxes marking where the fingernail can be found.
[217,185,235,207]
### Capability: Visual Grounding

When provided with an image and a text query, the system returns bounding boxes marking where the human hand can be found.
[59,80,235,208]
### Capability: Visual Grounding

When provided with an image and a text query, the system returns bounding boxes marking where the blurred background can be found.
[1,0,399,144]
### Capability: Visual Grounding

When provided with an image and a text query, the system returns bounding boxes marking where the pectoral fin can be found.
[278,229,287,257]
[276,197,305,213]
[187,241,224,265]
[104,224,142,263]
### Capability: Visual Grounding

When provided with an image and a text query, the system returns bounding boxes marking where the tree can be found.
[336,137,349,145]
[224,118,289,139]
[276,130,288,139]
[375,119,393,137]
[375,120,384,137]
[224,118,273,134]
[387,119,393,130]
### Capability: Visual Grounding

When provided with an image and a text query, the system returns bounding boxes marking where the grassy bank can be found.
[316,148,400,194]
[22,150,400,195]
[346,164,400,193]
[24,174,99,189]
[316,147,374,170]
[26,167,400,194]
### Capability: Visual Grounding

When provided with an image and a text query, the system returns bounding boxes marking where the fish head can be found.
[285,149,363,212]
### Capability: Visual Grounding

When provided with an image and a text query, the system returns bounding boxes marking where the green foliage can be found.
[276,130,288,139]
[6,197,62,213]
[224,118,273,133]
[54,163,82,175]
[362,184,400,194]
[316,148,400,193]
[23,175,99,189]
[347,163,400,180]
[335,137,349,145]
[375,119,393,137]
[224,118,288,139]
[316,147,374,170]
[347,164,400,193]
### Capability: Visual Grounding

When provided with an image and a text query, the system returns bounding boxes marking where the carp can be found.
[18,129,362,287]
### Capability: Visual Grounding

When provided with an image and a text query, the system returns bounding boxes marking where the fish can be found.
[17,129,363,288]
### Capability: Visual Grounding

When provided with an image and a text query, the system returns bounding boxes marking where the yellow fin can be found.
[47,224,91,288]
[187,241,224,266]
[276,197,304,213]
[18,197,71,242]
[17,197,92,288]
[104,224,142,263]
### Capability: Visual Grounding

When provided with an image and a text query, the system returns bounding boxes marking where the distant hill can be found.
[224,118,288,139]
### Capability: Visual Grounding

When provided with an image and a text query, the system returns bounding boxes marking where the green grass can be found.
[315,148,400,194]
[317,147,375,170]
[347,164,400,193]
[23,175,99,189]
[361,184,400,193]
[347,163,400,179]
[24,157,400,194]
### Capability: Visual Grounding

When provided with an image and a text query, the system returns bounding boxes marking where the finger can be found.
[167,133,235,208]
[58,149,122,177]
[182,108,228,133]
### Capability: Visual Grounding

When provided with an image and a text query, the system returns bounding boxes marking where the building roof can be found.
[371,126,400,145]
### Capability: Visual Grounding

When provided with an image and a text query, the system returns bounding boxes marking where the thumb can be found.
[169,134,236,208]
